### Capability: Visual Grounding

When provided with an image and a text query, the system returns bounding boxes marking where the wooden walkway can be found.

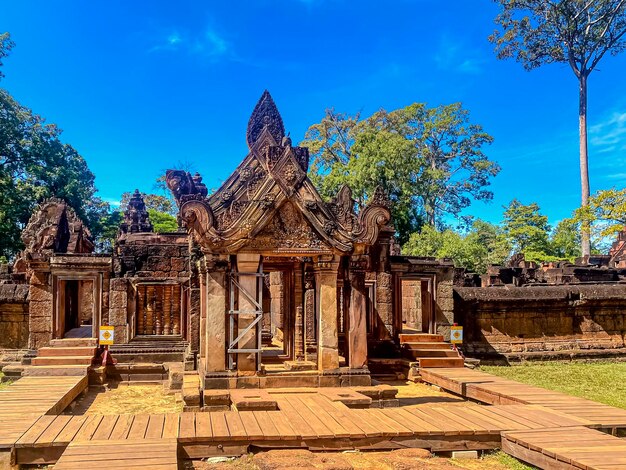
[0,375,88,449]
[54,439,178,470]
[502,427,626,469]
[12,402,590,465]
[421,368,626,430]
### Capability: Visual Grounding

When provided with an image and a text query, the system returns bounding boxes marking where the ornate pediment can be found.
[166,91,392,255]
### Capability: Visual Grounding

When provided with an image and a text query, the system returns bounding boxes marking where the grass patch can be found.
[482,361,626,409]
[0,371,9,390]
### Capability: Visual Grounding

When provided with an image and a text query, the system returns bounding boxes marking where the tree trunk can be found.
[579,73,591,259]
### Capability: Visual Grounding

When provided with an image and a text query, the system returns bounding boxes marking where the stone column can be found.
[236,253,261,374]
[28,262,53,349]
[315,256,339,371]
[348,267,368,369]
[269,271,284,342]
[205,255,228,373]
[304,270,317,362]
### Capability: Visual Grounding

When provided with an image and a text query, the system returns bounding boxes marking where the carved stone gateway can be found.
[166,91,393,387]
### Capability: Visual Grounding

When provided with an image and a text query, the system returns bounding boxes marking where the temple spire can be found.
[246,90,285,149]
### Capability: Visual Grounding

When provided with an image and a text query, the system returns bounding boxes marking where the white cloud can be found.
[434,34,485,75]
[590,111,626,152]
[150,26,231,59]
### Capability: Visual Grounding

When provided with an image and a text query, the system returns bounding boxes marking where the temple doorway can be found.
[400,277,436,334]
[55,278,97,338]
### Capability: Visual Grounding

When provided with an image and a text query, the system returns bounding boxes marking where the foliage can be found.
[551,217,582,260]
[489,0,626,257]
[0,88,108,258]
[489,1,626,73]
[303,103,498,243]
[483,361,626,410]
[0,32,14,81]
[147,209,178,233]
[402,220,510,273]
[575,188,626,236]
[502,199,552,261]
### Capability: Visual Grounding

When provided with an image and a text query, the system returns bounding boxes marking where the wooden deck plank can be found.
[239,411,265,440]
[126,414,149,440]
[224,411,248,440]
[53,438,178,470]
[266,410,300,440]
[109,414,134,440]
[502,427,626,470]
[145,414,165,439]
[162,413,179,439]
[178,412,196,441]
[210,412,230,439]
[252,411,280,440]
[194,412,212,439]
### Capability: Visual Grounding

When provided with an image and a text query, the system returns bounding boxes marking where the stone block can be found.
[203,389,230,406]
[29,285,52,302]
[30,315,52,333]
[171,257,186,272]
[109,291,127,310]
[109,307,127,326]
[29,301,52,317]
[113,325,128,344]
[29,331,52,349]
[110,278,127,291]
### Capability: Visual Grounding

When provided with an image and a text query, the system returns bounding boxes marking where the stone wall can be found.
[454,284,626,362]
[0,284,29,349]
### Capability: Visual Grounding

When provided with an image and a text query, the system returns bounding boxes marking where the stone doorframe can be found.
[51,271,103,339]
[396,273,437,335]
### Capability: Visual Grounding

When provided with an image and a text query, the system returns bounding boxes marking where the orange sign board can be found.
[99,326,115,345]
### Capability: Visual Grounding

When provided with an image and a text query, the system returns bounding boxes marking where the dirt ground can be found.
[185,448,527,470]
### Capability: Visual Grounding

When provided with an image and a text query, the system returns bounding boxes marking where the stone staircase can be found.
[399,333,464,368]
[24,338,97,376]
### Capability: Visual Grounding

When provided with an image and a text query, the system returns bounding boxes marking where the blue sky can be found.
[2,0,625,227]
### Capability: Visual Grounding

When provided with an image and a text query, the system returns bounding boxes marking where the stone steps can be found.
[398,333,444,343]
[31,356,94,366]
[415,357,465,368]
[37,346,97,357]
[50,338,98,348]
[23,365,90,376]
[402,342,453,350]
[403,348,460,358]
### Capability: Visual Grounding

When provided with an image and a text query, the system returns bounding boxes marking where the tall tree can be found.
[0,32,14,80]
[489,0,626,258]
[0,40,106,258]
[303,103,498,243]
[502,199,552,260]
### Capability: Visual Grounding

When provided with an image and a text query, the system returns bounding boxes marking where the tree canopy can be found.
[302,103,499,243]
[0,88,108,258]
[489,0,626,257]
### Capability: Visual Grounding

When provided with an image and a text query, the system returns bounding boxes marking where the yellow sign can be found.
[450,325,463,344]
[99,326,115,345]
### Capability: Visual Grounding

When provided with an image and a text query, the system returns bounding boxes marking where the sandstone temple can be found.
[1,91,626,393]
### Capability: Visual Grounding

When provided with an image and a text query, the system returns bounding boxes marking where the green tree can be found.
[147,209,178,233]
[502,199,552,262]
[303,103,498,243]
[402,220,510,273]
[0,88,106,258]
[0,32,14,80]
[550,217,582,260]
[489,0,626,258]
[574,188,626,250]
